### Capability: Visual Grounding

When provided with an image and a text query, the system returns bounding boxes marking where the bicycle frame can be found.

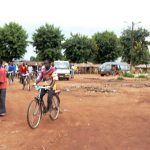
[27,85,60,129]
[22,73,30,90]
[22,74,29,82]
[35,86,50,113]
[8,71,14,84]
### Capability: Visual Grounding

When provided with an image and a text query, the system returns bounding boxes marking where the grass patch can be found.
[117,77,124,80]
[137,74,148,79]
[123,72,134,78]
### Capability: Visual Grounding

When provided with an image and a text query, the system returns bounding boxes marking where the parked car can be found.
[54,60,70,80]
[99,62,130,76]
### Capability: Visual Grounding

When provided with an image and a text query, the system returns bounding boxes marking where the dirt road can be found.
[0,74,150,150]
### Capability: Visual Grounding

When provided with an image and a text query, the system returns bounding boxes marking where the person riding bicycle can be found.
[8,61,16,82]
[34,60,56,113]
[19,62,28,84]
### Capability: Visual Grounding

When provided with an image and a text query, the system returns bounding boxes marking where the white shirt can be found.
[28,66,33,73]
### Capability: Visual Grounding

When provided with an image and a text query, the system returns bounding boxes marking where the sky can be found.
[0,0,150,60]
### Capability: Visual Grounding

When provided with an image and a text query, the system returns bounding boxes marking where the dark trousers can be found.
[20,75,26,84]
[40,89,55,109]
[0,89,6,114]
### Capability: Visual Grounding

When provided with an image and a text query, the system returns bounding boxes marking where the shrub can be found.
[137,74,148,79]
[123,72,134,78]
[117,77,124,80]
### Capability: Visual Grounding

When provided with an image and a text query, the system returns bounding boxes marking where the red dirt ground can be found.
[0,74,150,150]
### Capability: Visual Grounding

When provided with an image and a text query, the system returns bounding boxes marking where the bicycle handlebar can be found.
[22,73,29,76]
[34,85,50,91]
[8,71,14,74]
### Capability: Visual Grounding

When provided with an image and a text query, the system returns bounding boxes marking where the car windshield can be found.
[54,62,70,69]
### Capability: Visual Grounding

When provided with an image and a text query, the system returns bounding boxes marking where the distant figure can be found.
[19,62,28,84]
[0,59,7,116]
[71,64,75,78]
[8,61,16,82]
[28,65,33,79]
[74,65,79,74]
[112,65,116,76]
[36,64,42,77]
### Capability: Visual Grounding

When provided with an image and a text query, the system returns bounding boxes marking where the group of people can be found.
[0,59,58,117]
[111,65,121,76]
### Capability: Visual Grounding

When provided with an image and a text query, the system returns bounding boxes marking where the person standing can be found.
[28,65,33,79]
[71,64,75,78]
[0,60,7,116]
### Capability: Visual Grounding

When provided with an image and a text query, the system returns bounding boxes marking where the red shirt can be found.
[0,67,7,89]
[36,66,55,84]
[20,65,28,74]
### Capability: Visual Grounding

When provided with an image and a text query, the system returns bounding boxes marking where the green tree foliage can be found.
[32,24,64,61]
[120,28,150,65]
[0,22,28,61]
[92,31,121,63]
[63,33,97,63]
[30,56,37,61]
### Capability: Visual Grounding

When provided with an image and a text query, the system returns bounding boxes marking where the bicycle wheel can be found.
[22,79,26,90]
[8,74,12,85]
[27,99,42,129]
[49,94,60,120]
[27,77,30,91]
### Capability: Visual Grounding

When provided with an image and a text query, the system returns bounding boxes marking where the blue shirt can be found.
[8,65,16,72]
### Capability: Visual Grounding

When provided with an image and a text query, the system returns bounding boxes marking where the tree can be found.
[30,56,37,61]
[63,33,97,63]
[120,28,150,65]
[32,24,64,61]
[92,31,121,63]
[0,22,28,61]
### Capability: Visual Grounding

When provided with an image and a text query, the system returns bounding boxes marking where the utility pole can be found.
[129,21,141,72]
[130,21,134,72]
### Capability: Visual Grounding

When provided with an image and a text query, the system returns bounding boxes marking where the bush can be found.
[117,77,124,80]
[137,74,148,79]
[123,72,134,78]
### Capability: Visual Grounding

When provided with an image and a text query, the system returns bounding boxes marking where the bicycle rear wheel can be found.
[49,94,60,120]
[27,99,42,129]
[8,74,12,85]
[27,77,31,91]
[22,79,26,90]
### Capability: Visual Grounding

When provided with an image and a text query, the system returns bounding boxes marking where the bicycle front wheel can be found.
[27,99,42,129]
[49,94,60,120]
[9,75,12,85]
[22,79,26,90]
[27,77,30,91]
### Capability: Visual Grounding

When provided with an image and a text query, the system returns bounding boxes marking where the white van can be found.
[99,62,130,76]
[54,61,70,80]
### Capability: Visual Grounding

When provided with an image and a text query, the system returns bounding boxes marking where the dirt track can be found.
[1,74,150,150]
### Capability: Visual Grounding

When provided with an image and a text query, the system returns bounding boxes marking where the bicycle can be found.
[22,73,30,91]
[27,85,60,129]
[7,71,14,85]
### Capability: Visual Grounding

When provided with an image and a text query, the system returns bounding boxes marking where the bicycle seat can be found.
[22,73,29,76]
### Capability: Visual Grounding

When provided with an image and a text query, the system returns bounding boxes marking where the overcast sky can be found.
[0,0,150,60]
